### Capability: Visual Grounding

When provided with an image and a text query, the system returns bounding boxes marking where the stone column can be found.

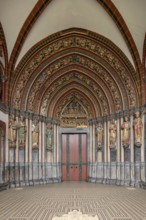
[141,112,145,182]
[15,116,19,185]
[41,121,45,163]
[56,124,60,181]
[97,121,103,183]
[56,125,60,163]
[15,116,19,163]
[6,114,10,183]
[107,119,111,183]
[116,117,120,161]
[89,122,93,163]
[103,117,107,183]
[130,114,134,186]
[53,123,57,163]
[107,120,110,163]
[41,120,45,181]
[25,118,29,163]
[92,123,96,163]
[88,121,93,180]
[52,123,57,180]
[39,120,42,163]
[29,118,32,182]
[5,114,9,163]
[120,116,124,185]
[38,120,42,180]
[116,116,121,185]
[97,150,102,162]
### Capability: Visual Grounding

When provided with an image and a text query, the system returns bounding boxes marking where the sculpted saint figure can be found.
[109,119,117,149]
[45,124,53,151]
[96,123,103,150]
[121,116,130,148]
[133,111,143,147]
[18,116,26,148]
[32,119,39,149]
[8,115,18,148]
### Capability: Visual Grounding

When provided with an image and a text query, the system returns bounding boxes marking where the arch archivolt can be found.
[27,68,115,116]
[45,83,106,118]
[10,29,139,119]
[53,91,96,128]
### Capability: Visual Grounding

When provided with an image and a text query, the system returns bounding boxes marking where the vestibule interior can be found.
[0,27,145,188]
[0,0,146,189]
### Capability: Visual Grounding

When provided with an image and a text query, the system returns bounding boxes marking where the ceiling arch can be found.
[4,0,143,81]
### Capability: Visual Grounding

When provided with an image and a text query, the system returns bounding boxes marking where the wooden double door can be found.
[62,133,87,181]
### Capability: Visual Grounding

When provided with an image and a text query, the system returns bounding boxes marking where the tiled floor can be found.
[0,182,146,220]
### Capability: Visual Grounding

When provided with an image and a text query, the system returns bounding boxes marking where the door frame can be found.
[60,128,89,181]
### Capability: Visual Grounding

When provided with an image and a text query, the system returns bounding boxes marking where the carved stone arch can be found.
[36,69,112,117]
[49,87,100,118]
[0,120,6,163]
[11,28,140,120]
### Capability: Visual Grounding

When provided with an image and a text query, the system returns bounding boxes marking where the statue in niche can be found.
[109,119,117,149]
[18,116,26,149]
[45,124,53,151]
[8,115,18,148]
[133,111,143,147]
[32,119,39,149]
[121,116,130,148]
[96,123,103,151]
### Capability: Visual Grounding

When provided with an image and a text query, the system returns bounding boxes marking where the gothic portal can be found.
[0,1,146,188]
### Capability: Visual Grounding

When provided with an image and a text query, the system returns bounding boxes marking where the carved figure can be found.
[109,119,117,149]
[18,116,26,148]
[8,115,18,148]
[45,124,52,151]
[32,119,39,149]
[96,123,103,150]
[121,116,130,148]
[133,111,143,147]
